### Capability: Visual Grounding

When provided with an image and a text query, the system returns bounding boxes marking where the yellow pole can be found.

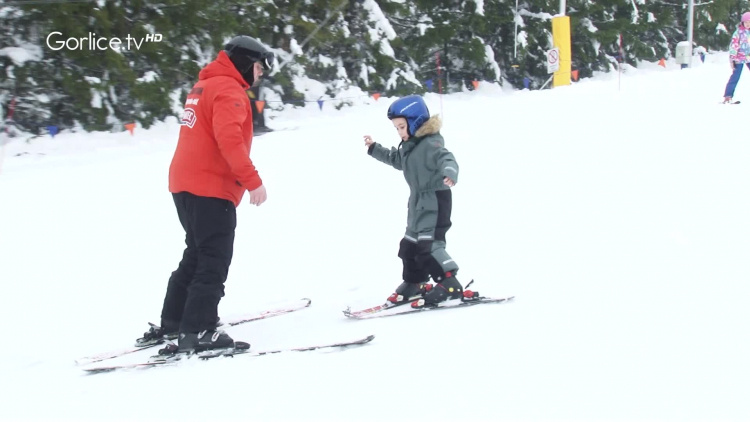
[552,15,571,87]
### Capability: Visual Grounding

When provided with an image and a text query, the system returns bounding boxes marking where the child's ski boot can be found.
[387,281,428,306]
[411,272,463,308]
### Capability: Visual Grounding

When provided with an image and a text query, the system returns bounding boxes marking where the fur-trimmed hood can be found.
[414,115,442,138]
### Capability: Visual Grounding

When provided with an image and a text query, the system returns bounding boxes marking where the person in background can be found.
[723,12,750,104]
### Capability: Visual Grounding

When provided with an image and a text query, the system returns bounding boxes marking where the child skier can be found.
[363,95,463,308]
[723,12,750,104]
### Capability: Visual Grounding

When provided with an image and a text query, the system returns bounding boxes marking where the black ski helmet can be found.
[224,35,274,85]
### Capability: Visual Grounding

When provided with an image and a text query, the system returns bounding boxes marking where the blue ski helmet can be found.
[387,95,430,137]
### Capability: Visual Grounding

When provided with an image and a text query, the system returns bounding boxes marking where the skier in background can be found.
[362,95,465,309]
[137,35,273,353]
[723,12,750,104]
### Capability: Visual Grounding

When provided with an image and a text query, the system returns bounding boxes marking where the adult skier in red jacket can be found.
[139,36,273,353]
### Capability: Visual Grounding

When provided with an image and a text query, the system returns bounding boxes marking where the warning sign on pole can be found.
[546,48,560,74]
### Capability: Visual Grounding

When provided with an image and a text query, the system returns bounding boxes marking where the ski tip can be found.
[83,367,115,374]
[342,310,367,320]
[301,298,312,306]
[338,334,375,346]
[484,295,515,304]
[235,341,251,350]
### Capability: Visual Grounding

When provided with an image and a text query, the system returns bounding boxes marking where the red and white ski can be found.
[343,295,514,320]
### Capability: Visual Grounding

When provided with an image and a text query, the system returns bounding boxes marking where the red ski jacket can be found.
[169,51,261,207]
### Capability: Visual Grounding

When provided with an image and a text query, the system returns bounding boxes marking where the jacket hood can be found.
[414,115,442,137]
[198,51,249,89]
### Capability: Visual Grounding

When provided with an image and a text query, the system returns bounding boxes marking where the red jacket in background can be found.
[169,51,261,207]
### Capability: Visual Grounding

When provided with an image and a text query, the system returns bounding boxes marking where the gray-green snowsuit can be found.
[368,116,460,283]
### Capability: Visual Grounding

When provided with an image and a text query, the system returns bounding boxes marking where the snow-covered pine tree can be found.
[343,0,411,98]
[1,2,51,134]
[486,0,556,89]
[1,0,748,132]
[566,1,680,79]
[387,0,501,94]
[243,0,410,105]
[693,0,742,55]
[1,0,244,133]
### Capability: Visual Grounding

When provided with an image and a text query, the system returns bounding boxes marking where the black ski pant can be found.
[399,190,457,284]
[160,192,236,334]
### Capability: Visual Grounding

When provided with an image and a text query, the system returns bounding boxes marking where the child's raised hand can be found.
[363,135,375,147]
[444,177,455,187]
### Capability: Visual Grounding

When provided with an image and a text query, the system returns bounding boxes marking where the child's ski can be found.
[75,298,312,365]
[344,296,514,320]
[344,280,513,319]
[82,334,375,374]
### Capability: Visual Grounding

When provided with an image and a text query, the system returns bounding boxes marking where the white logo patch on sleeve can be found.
[181,107,197,128]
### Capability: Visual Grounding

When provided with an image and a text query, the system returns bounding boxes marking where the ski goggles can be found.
[229,46,274,71]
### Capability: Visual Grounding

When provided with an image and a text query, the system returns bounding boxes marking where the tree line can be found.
[0,0,747,134]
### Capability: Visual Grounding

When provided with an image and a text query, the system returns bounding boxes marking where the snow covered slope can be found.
[0,54,748,422]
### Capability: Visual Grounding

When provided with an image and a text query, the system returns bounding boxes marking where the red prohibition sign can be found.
[548,49,559,64]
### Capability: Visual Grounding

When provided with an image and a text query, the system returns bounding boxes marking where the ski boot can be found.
[178,329,235,353]
[157,329,235,355]
[135,323,178,347]
[411,272,463,308]
[387,281,428,306]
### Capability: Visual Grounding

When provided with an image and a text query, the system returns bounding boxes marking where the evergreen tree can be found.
[2,0,243,133]
[389,0,500,94]
[1,0,748,134]
[695,0,748,53]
